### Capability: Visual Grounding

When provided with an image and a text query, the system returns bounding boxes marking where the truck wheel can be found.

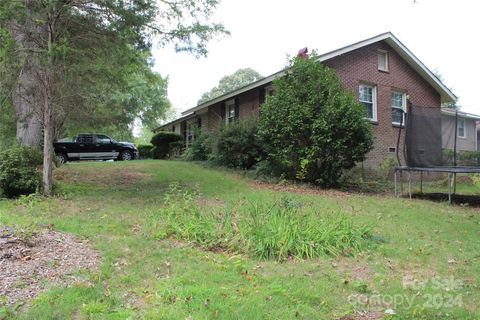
[57,153,67,165]
[120,150,133,161]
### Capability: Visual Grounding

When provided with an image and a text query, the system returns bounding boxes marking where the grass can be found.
[150,182,374,260]
[0,160,479,319]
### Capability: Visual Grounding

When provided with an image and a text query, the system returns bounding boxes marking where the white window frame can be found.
[391,90,406,126]
[186,121,195,147]
[457,118,466,138]
[225,99,235,124]
[359,84,377,122]
[378,50,389,72]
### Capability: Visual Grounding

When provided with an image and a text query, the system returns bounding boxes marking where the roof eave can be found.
[180,70,284,116]
[152,113,195,132]
[441,108,480,120]
[180,32,457,117]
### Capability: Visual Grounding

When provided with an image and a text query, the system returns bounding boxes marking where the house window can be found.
[457,119,466,138]
[265,85,274,96]
[226,99,235,124]
[378,50,388,72]
[391,90,406,125]
[359,84,377,121]
[186,122,195,147]
[172,125,175,132]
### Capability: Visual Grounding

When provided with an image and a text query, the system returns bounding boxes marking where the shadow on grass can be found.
[411,192,480,207]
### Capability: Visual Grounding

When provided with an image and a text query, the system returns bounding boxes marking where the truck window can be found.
[96,135,112,144]
[78,136,94,144]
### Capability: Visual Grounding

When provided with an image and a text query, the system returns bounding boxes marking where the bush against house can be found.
[258,54,374,187]
[137,144,154,159]
[210,118,263,169]
[150,132,183,159]
[0,146,43,198]
[182,130,212,161]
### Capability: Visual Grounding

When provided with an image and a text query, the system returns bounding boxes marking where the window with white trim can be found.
[457,119,466,138]
[225,99,235,124]
[359,84,377,121]
[391,90,406,125]
[186,121,195,147]
[378,50,388,72]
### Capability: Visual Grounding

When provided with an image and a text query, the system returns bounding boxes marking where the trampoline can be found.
[393,103,480,204]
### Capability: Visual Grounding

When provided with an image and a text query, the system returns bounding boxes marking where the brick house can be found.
[154,32,456,167]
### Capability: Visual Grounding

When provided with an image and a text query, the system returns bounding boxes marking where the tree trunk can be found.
[42,8,55,196]
[14,72,42,147]
[8,19,42,147]
[42,82,53,196]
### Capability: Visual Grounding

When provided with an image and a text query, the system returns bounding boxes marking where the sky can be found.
[152,0,480,119]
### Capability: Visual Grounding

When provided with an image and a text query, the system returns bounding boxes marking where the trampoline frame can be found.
[394,166,480,204]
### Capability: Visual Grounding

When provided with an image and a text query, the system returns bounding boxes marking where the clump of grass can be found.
[150,183,374,261]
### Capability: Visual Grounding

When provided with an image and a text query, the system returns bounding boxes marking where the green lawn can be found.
[0,160,479,319]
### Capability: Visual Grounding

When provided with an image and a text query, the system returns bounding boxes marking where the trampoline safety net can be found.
[405,105,442,167]
[404,105,480,168]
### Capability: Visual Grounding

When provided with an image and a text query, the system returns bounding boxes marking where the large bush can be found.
[182,130,212,161]
[0,146,43,198]
[210,118,263,169]
[150,132,183,159]
[137,144,153,159]
[258,55,374,187]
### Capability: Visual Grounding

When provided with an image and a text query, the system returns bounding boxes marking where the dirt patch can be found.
[251,180,354,198]
[338,310,383,320]
[0,225,100,305]
[334,259,373,284]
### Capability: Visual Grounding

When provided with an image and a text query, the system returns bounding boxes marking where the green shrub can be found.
[442,149,480,166]
[149,183,374,261]
[168,141,184,159]
[258,54,374,187]
[137,144,153,159]
[0,146,43,198]
[182,130,212,161]
[150,132,183,159]
[210,118,263,169]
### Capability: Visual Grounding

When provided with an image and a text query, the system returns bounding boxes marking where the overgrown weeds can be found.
[149,183,375,261]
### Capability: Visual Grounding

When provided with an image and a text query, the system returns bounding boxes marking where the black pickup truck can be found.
[54,134,138,164]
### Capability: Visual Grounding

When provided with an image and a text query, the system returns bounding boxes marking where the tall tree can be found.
[198,68,262,104]
[0,0,228,195]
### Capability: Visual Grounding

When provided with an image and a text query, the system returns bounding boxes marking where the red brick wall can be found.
[207,103,224,130]
[202,40,441,167]
[323,41,441,167]
[238,89,260,119]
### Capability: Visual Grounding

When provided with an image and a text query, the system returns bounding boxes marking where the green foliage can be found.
[133,125,155,145]
[0,0,229,144]
[151,183,373,261]
[137,144,154,159]
[182,130,212,161]
[168,141,184,159]
[198,68,263,104]
[0,146,42,198]
[150,132,183,159]
[0,99,16,149]
[442,149,480,166]
[209,118,263,169]
[258,54,374,187]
